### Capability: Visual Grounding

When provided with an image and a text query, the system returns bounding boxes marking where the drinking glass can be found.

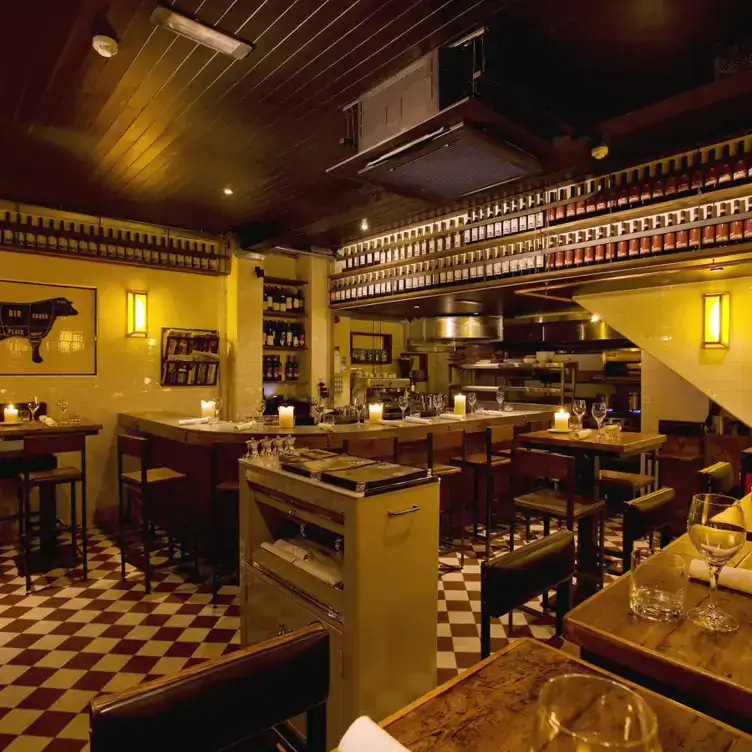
[398,394,409,421]
[572,399,586,429]
[686,493,746,632]
[28,396,40,421]
[435,393,445,414]
[630,549,688,621]
[531,674,659,751]
[254,397,266,425]
[591,401,607,437]
[210,397,223,426]
[56,399,69,424]
[495,388,505,412]
[467,392,477,414]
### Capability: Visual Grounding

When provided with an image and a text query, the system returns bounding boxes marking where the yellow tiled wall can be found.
[576,276,752,427]
[0,249,224,517]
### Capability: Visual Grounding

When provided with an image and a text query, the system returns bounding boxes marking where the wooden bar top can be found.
[118,407,555,446]
[519,429,666,455]
[0,418,102,441]
[564,536,752,722]
[381,639,752,751]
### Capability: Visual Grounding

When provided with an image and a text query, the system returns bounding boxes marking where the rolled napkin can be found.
[571,428,592,439]
[294,558,342,587]
[275,539,311,561]
[260,541,297,564]
[403,415,431,424]
[438,413,465,422]
[232,422,256,431]
[39,416,58,427]
[339,717,410,752]
[177,417,210,426]
[688,559,752,595]
[476,408,504,416]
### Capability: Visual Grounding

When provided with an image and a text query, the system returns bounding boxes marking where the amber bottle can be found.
[718,145,732,185]
[733,141,748,182]
[691,153,704,192]
[664,158,677,196]
[640,167,652,203]
[716,203,730,245]
[704,148,718,189]
[628,169,641,206]
[652,163,664,200]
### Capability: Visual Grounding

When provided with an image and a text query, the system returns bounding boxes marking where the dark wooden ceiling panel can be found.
[1,0,751,243]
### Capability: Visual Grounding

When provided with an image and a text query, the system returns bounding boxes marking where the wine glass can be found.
[495,387,505,412]
[56,398,69,424]
[532,674,658,751]
[686,493,746,632]
[572,399,586,429]
[28,396,40,422]
[210,397,223,426]
[591,401,607,437]
[254,397,266,425]
[467,392,477,415]
[434,393,445,415]
[398,393,409,421]
[352,396,365,427]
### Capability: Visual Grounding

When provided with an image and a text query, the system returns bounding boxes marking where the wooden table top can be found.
[564,536,752,721]
[381,639,752,751]
[519,429,666,455]
[0,418,102,441]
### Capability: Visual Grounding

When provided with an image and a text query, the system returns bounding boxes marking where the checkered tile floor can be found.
[0,517,633,749]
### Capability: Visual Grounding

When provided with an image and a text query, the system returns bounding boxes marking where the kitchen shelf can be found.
[460,362,573,371]
[262,311,306,319]
[264,276,308,286]
[263,347,308,352]
[462,384,560,394]
[263,379,308,385]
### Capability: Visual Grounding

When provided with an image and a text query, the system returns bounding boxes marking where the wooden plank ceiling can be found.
[0,0,750,248]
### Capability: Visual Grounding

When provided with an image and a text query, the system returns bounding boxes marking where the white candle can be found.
[3,405,19,424]
[368,403,383,423]
[278,405,295,429]
[200,400,215,420]
[554,409,570,432]
[454,394,466,416]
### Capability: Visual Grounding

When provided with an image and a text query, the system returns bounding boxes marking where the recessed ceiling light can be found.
[413,305,420,309]
[92,35,119,58]
[360,218,369,232]
[223,187,234,196]
[151,6,254,60]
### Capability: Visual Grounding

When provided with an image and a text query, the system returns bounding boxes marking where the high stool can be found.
[453,425,513,559]
[511,446,606,594]
[117,434,190,594]
[698,461,738,496]
[481,528,574,655]
[18,433,87,594]
[621,487,676,572]
[210,442,245,600]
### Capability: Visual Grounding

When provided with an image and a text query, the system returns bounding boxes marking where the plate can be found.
[547,428,571,434]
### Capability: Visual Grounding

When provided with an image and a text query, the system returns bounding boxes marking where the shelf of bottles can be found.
[329,136,752,305]
[263,280,308,390]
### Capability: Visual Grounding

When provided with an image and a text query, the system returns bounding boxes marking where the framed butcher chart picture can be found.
[0,280,97,375]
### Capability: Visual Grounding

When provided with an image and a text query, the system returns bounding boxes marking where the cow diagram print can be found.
[0,297,79,363]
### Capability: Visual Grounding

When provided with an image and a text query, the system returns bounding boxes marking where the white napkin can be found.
[233,422,255,431]
[476,409,504,416]
[39,415,58,427]
[689,559,752,595]
[403,416,431,424]
[571,428,592,439]
[438,413,465,421]
[275,539,311,561]
[294,558,342,587]
[177,417,209,426]
[339,716,409,752]
[260,541,297,564]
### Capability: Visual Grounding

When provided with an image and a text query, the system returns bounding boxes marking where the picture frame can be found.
[0,280,97,376]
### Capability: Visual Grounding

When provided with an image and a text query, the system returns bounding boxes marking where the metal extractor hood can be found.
[407,316,502,348]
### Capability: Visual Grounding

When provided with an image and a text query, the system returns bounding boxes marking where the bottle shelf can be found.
[262,379,308,385]
[263,346,308,352]
[264,276,308,287]
[263,311,306,319]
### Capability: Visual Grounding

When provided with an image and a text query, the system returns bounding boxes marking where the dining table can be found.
[0,417,102,552]
[379,638,752,751]
[564,535,752,733]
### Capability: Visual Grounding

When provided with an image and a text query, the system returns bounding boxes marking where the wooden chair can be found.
[481,529,574,655]
[621,487,676,573]
[117,434,190,594]
[598,469,655,498]
[511,446,606,591]
[90,623,330,752]
[18,433,87,594]
[341,435,398,462]
[452,425,513,559]
[209,442,246,601]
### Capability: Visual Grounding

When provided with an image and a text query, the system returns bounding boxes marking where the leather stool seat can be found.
[599,469,654,491]
[121,467,186,485]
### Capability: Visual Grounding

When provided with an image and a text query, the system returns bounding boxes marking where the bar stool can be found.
[453,425,513,559]
[18,433,87,594]
[698,461,738,496]
[621,487,676,573]
[209,442,245,600]
[341,435,398,461]
[117,434,190,594]
[481,528,574,655]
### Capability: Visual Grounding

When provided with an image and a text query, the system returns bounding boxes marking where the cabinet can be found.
[239,459,440,748]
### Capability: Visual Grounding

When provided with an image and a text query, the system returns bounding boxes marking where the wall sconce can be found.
[702,292,729,349]
[127,291,148,337]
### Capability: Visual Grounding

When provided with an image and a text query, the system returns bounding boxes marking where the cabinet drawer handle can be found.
[388,504,420,517]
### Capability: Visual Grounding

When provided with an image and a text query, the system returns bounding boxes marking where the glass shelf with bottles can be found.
[263,285,305,315]
[263,321,307,349]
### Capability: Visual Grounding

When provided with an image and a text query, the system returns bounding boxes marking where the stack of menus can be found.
[281,453,429,494]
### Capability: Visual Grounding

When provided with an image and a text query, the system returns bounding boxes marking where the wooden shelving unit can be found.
[262,310,306,320]
[160,328,220,386]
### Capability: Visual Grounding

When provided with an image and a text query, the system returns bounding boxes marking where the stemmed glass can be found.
[495,387,505,412]
[253,397,266,426]
[532,674,658,751]
[687,493,746,633]
[352,397,366,427]
[591,401,607,437]
[210,397,223,426]
[572,399,586,429]
[28,396,40,422]
[56,399,69,424]
[467,392,477,415]
[434,393,445,415]
[398,394,409,421]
